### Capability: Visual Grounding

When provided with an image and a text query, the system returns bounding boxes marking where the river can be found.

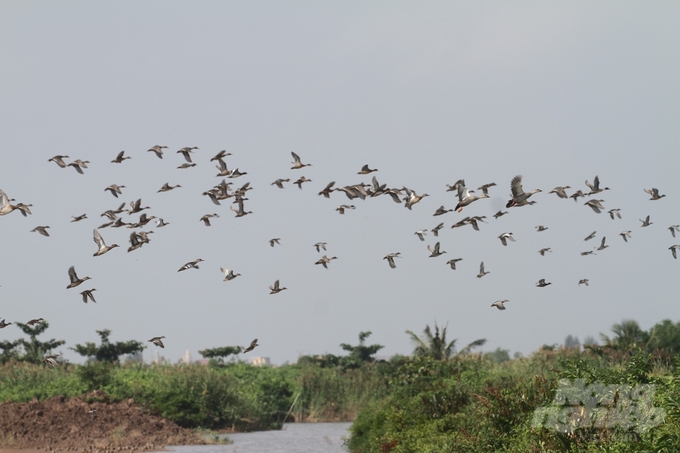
[168,422,353,453]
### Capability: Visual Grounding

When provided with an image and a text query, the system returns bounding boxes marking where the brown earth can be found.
[0,391,206,450]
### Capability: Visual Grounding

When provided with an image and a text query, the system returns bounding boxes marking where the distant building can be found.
[180,350,192,364]
[250,356,271,366]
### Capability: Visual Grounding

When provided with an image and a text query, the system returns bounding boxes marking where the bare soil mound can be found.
[0,391,206,449]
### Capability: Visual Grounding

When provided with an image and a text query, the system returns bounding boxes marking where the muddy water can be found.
[168,422,352,453]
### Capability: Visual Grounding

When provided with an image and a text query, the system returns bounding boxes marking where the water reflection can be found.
[169,422,352,453]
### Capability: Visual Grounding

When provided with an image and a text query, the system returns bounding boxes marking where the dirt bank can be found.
[0,391,205,449]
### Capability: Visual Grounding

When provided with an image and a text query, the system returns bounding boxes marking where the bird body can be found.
[506,175,541,208]
[491,300,508,310]
[243,339,259,353]
[80,289,97,303]
[383,252,401,269]
[93,229,119,256]
[536,279,552,287]
[149,336,165,348]
[427,242,446,257]
[446,258,462,269]
[291,152,311,169]
[67,266,91,289]
[31,226,50,236]
[640,216,653,227]
[455,184,488,212]
[644,188,665,200]
[111,151,131,163]
[269,280,287,294]
[178,259,204,272]
[220,268,241,281]
[498,232,515,246]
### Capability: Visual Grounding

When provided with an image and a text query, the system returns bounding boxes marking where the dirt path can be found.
[0,391,205,449]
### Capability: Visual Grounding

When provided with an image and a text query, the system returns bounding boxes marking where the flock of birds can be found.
[0,148,677,365]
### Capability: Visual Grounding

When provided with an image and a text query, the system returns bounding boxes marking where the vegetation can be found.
[0,321,679,452]
[70,329,145,364]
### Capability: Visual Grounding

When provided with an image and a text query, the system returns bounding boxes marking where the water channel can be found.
[168,422,352,453]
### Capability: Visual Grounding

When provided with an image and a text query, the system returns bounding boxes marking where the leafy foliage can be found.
[70,330,145,363]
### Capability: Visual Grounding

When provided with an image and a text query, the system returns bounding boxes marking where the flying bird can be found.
[477,262,489,278]
[269,280,287,294]
[147,145,167,158]
[584,231,597,241]
[200,213,220,226]
[314,242,327,252]
[220,268,241,281]
[427,242,446,257]
[498,233,515,246]
[549,186,571,199]
[269,238,281,247]
[315,255,338,269]
[414,230,428,241]
[66,266,91,289]
[271,178,290,189]
[111,151,131,163]
[506,175,541,208]
[48,155,70,168]
[585,176,609,195]
[357,164,377,174]
[290,152,311,169]
[149,336,165,348]
[491,300,508,310]
[431,223,444,236]
[608,209,622,220]
[336,205,355,214]
[538,248,552,256]
[178,259,204,272]
[80,289,97,303]
[619,231,632,242]
[578,279,589,286]
[27,318,45,326]
[383,252,401,269]
[93,229,119,256]
[535,225,548,232]
[640,216,653,227]
[454,184,488,212]
[536,279,552,287]
[584,199,605,214]
[644,188,665,200]
[104,184,126,198]
[31,226,50,237]
[670,245,680,259]
[177,146,198,162]
[669,225,680,238]
[446,258,462,270]
[243,339,259,353]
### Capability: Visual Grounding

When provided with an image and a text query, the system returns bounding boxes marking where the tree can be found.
[339,331,384,368]
[406,322,485,360]
[0,339,20,364]
[71,329,145,363]
[564,334,580,349]
[486,347,510,363]
[646,319,680,354]
[199,346,243,365]
[15,320,65,364]
[600,319,649,350]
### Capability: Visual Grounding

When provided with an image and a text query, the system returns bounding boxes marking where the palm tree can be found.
[600,319,649,350]
[406,322,486,360]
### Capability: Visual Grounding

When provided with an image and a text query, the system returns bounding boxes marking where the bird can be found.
[93,229,119,256]
[498,233,515,246]
[111,151,131,163]
[536,279,552,287]
[427,242,446,257]
[269,238,281,247]
[177,146,198,162]
[156,218,169,228]
[149,336,165,348]
[128,199,150,215]
[446,258,462,270]
[538,248,552,256]
[177,163,196,169]
[104,184,126,198]
[358,164,377,174]
[434,206,453,216]
[493,210,509,219]
[414,230,428,241]
[584,231,597,241]
[403,187,429,210]
[42,355,59,368]
[640,216,653,227]
[31,226,50,237]
[454,184,489,212]
[669,225,680,238]
[477,183,497,196]
[147,145,167,158]
[596,237,608,251]
[314,242,327,252]
[211,150,232,161]
[127,231,153,252]
[0,189,24,216]
[477,262,489,278]
[200,213,220,226]
[431,223,444,237]
[269,280,287,294]
[644,188,666,200]
[220,268,241,281]
[585,176,610,195]
[157,183,181,193]
[178,259,204,272]
[506,175,541,208]
[619,231,632,242]
[0,319,12,329]
[569,190,586,202]
[71,214,87,222]
[230,199,252,217]
[294,176,312,189]
[578,279,589,286]
[584,199,605,214]
[535,225,548,232]
[227,167,248,178]
[290,152,311,169]
[669,245,680,259]
[549,186,571,199]
[491,300,508,310]
[26,318,44,326]
[318,181,336,198]
[67,159,90,174]
[336,205,355,214]
[383,252,401,269]
[243,339,259,353]
[581,251,596,256]
[608,209,622,220]
[80,289,97,303]
[446,179,466,192]
[48,155,70,168]
[66,266,91,289]
[271,178,290,189]
[315,255,338,269]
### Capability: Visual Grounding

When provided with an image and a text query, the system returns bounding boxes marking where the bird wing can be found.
[0,189,8,208]
[510,175,524,198]
[93,229,105,249]
[291,152,301,163]
[68,266,78,283]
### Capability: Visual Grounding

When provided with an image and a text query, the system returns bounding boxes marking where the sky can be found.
[1,1,679,365]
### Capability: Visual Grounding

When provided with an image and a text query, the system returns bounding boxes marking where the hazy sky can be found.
[1,2,678,365]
